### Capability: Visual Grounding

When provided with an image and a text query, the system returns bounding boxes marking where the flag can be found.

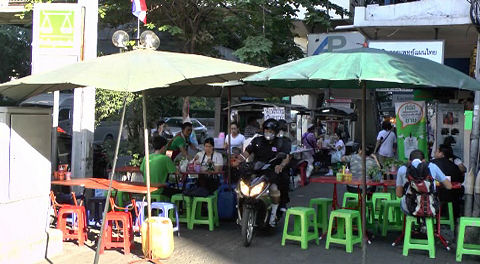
[132,0,147,24]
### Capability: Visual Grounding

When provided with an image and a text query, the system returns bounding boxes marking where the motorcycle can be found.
[235,153,287,247]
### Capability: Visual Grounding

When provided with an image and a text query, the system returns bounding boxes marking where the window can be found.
[59,109,70,121]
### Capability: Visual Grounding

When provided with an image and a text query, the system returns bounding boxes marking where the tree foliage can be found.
[0,25,31,83]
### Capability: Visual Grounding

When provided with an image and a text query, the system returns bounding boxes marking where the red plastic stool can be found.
[56,205,88,246]
[100,211,134,255]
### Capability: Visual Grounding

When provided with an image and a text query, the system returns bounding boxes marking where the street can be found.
[41,181,480,264]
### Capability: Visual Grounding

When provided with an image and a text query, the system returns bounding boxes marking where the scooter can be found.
[235,153,286,247]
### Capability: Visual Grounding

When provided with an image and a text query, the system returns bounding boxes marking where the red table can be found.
[310,176,396,210]
[51,178,165,194]
[107,166,141,173]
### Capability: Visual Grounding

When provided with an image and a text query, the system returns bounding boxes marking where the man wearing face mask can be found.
[233,118,291,227]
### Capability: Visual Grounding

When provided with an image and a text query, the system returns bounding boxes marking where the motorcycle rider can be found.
[276,119,292,211]
[233,118,291,227]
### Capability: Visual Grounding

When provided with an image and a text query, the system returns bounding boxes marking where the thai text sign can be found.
[263,107,285,120]
[395,101,427,161]
[369,41,444,64]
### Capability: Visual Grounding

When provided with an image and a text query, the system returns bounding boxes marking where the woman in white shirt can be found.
[224,122,245,154]
[375,121,397,165]
[194,137,223,172]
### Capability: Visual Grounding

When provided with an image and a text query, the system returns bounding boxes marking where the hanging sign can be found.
[263,107,285,120]
[395,101,428,161]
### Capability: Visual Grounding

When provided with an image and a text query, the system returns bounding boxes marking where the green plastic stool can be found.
[379,200,403,236]
[151,190,170,203]
[325,209,362,253]
[171,194,192,226]
[372,193,391,221]
[439,202,455,231]
[281,207,319,250]
[309,198,333,236]
[403,215,435,258]
[456,217,480,262]
[342,192,358,208]
[189,191,219,231]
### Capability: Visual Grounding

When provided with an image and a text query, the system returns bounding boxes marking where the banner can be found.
[395,101,427,161]
[263,107,285,120]
[369,41,444,64]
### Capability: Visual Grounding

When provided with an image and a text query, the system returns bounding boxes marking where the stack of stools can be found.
[371,193,391,222]
[309,198,332,239]
[342,192,358,209]
[189,191,219,231]
[51,191,88,246]
[378,199,403,237]
[281,207,319,249]
[100,197,135,255]
[152,202,180,236]
[325,209,362,253]
[456,217,480,262]
[402,215,435,258]
[57,205,88,246]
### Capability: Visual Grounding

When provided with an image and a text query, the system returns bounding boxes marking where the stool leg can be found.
[426,218,435,259]
[281,212,290,246]
[208,200,214,231]
[403,217,412,256]
[311,212,320,246]
[345,216,353,253]
[456,220,466,262]
[325,214,334,249]
[300,214,308,250]
[189,200,197,230]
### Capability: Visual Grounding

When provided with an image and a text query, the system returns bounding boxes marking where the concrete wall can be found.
[354,0,471,27]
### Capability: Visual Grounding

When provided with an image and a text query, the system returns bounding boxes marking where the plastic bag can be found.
[331,150,342,163]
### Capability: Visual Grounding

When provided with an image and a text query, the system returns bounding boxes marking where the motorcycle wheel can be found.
[241,207,255,247]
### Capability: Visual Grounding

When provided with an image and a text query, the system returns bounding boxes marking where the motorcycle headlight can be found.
[240,180,250,196]
[249,182,265,197]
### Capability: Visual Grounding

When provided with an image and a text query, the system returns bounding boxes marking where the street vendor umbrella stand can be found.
[243,47,480,263]
[0,48,265,263]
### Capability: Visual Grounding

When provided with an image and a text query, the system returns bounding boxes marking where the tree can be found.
[0,25,31,83]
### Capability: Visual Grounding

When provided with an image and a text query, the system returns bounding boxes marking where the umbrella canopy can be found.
[243,47,480,263]
[244,48,480,91]
[0,49,265,102]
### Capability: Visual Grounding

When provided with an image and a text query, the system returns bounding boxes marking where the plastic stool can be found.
[403,215,435,258]
[189,191,219,231]
[57,205,88,246]
[379,200,403,237]
[281,207,319,249]
[342,192,358,208]
[456,217,480,262]
[325,209,362,253]
[100,211,134,255]
[439,202,455,231]
[309,198,332,236]
[152,202,180,236]
[372,193,391,220]
[171,194,192,225]
[151,189,170,203]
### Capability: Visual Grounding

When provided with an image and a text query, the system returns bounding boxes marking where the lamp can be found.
[140,30,160,50]
[111,30,129,49]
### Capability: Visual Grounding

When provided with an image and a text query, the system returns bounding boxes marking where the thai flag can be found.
[132,0,147,24]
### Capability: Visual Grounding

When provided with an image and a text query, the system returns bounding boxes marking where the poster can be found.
[263,107,285,120]
[395,101,428,161]
[436,104,464,159]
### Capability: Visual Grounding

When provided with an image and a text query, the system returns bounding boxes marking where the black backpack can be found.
[404,162,439,217]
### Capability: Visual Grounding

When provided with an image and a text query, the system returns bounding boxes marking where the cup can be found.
[65,172,72,180]
[336,172,343,181]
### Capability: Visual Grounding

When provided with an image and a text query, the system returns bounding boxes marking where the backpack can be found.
[404,162,439,217]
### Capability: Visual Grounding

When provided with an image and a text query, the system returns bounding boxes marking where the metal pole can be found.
[94,96,127,264]
[227,86,232,183]
[466,34,480,217]
[361,81,367,264]
[142,91,153,258]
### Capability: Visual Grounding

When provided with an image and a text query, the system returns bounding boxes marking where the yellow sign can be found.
[38,10,75,49]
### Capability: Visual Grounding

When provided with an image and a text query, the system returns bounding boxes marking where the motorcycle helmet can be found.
[263,118,279,140]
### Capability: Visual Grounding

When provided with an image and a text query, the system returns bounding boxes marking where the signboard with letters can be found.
[369,41,445,64]
[395,101,428,161]
[307,32,365,56]
[263,107,285,120]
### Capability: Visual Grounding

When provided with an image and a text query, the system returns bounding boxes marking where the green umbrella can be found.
[0,49,265,102]
[243,47,480,263]
[0,48,268,263]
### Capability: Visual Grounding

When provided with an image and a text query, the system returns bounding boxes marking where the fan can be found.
[140,30,160,50]
[112,30,129,48]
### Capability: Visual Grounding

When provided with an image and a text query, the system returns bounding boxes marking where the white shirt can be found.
[194,151,224,167]
[335,139,346,155]
[225,133,245,151]
[376,129,396,157]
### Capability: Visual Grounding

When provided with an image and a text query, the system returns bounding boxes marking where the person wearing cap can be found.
[302,124,317,178]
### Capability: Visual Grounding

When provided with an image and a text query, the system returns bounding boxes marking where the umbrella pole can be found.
[142,92,153,258]
[227,86,232,183]
[361,81,367,264]
[94,96,127,264]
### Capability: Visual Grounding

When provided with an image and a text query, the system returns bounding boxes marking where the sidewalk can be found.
[40,179,480,264]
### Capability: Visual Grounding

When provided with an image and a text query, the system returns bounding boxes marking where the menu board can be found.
[436,104,464,159]
[395,101,428,161]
